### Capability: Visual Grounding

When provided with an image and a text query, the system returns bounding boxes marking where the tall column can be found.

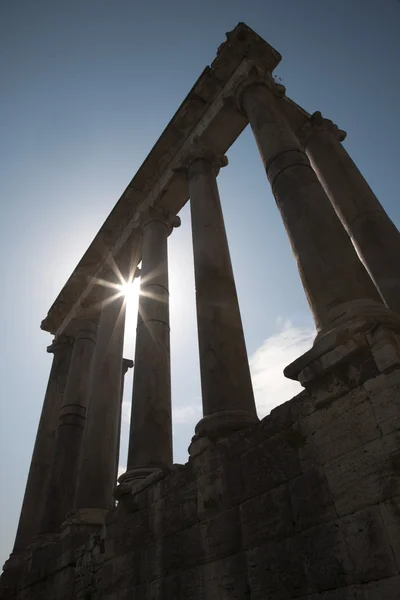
[298,111,400,316]
[235,67,386,333]
[119,207,180,487]
[182,142,258,442]
[72,291,127,521]
[12,336,73,552]
[40,313,98,533]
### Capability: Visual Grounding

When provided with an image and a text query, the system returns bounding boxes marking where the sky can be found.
[1,0,399,569]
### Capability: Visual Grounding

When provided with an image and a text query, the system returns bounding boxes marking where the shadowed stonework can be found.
[1,22,400,600]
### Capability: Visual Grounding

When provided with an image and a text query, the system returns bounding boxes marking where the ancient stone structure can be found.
[2,22,400,600]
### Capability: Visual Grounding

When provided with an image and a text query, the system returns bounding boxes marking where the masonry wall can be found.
[2,361,400,599]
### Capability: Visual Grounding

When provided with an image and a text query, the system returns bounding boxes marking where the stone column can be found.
[235,67,385,333]
[40,313,98,533]
[182,142,258,443]
[12,335,73,552]
[298,111,400,316]
[119,207,180,487]
[72,292,127,523]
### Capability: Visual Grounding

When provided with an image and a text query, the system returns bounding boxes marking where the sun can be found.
[118,278,141,302]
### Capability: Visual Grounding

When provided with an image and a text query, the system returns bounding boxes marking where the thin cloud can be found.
[250,319,315,418]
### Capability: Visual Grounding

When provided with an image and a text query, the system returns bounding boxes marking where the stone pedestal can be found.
[73,292,127,516]
[183,142,258,442]
[40,315,98,533]
[12,336,73,552]
[119,207,180,488]
[236,68,385,333]
[299,111,400,316]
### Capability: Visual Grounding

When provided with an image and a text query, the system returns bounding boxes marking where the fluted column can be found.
[72,291,127,522]
[181,142,258,442]
[235,67,385,333]
[40,313,98,533]
[298,111,400,316]
[13,336,73,551]
[119,207,180,487]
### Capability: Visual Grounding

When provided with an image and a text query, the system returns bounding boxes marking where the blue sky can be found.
[1,0,399,568]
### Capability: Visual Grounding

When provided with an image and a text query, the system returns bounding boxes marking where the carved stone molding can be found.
[297,111,347,147]
[140,206,181,236]
[230,64,286,114]
[173,136,228,176]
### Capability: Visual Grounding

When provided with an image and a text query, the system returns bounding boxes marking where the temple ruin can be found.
[1,22,400,599]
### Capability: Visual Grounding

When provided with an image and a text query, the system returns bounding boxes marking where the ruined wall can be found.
[2,360,400,599]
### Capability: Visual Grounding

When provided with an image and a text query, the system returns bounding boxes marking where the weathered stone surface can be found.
[364,369,400,435]
[378,494,400,569]
[298,391,380,466]
[339,506,398,583]
[240,432,302,501]
[325,431,400,516]
[240,483,293,548]
[362,575,400,599]
[289,467,336,531]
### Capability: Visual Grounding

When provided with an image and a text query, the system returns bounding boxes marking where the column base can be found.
[189,409,258,456]
[114,467,164,501]
[285,315,400,388]
[61,508,108,530]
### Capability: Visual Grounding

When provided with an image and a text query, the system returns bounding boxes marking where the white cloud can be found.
[250,319,315,419]
[172,403,202,425]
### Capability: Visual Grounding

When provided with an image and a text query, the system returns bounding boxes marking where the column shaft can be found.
[13,337,72,551]
[302,114,400,315]
[41,316,97,533]
[240,76,382,331]
[188,156,257,438]
[74,295,126,512]
[123,209,178,482]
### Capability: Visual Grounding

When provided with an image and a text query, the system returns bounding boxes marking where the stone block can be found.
[289,467,336,531]
[325,432,400,516]
[203,553,250,600]
[163,506,241,574]
[247,537,308,599]
[298,521,350,593]
[379,494,400,570]
[295,586,364,600]
[364,370,400,435]
[240,483,293,548]
[362,575,400,599]
[197,469,224,521]
[339,506,398,583]
[162,484,198,536]
[299,395,380,465]
[240,432,302,502]
[199,506,242,563]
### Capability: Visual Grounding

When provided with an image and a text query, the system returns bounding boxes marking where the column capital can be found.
[140,206,181,236]
[230,65,286,114]
[298,111,347,147]
[174,136,228,175]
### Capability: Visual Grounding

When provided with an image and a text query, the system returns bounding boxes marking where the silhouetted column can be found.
[13,335,73,552]
[299,111,400,316]
[40,313,98,533]
[72,292,127,522]
[119,207,180,487]
[236,67,384,332]
[182,142,258,442]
